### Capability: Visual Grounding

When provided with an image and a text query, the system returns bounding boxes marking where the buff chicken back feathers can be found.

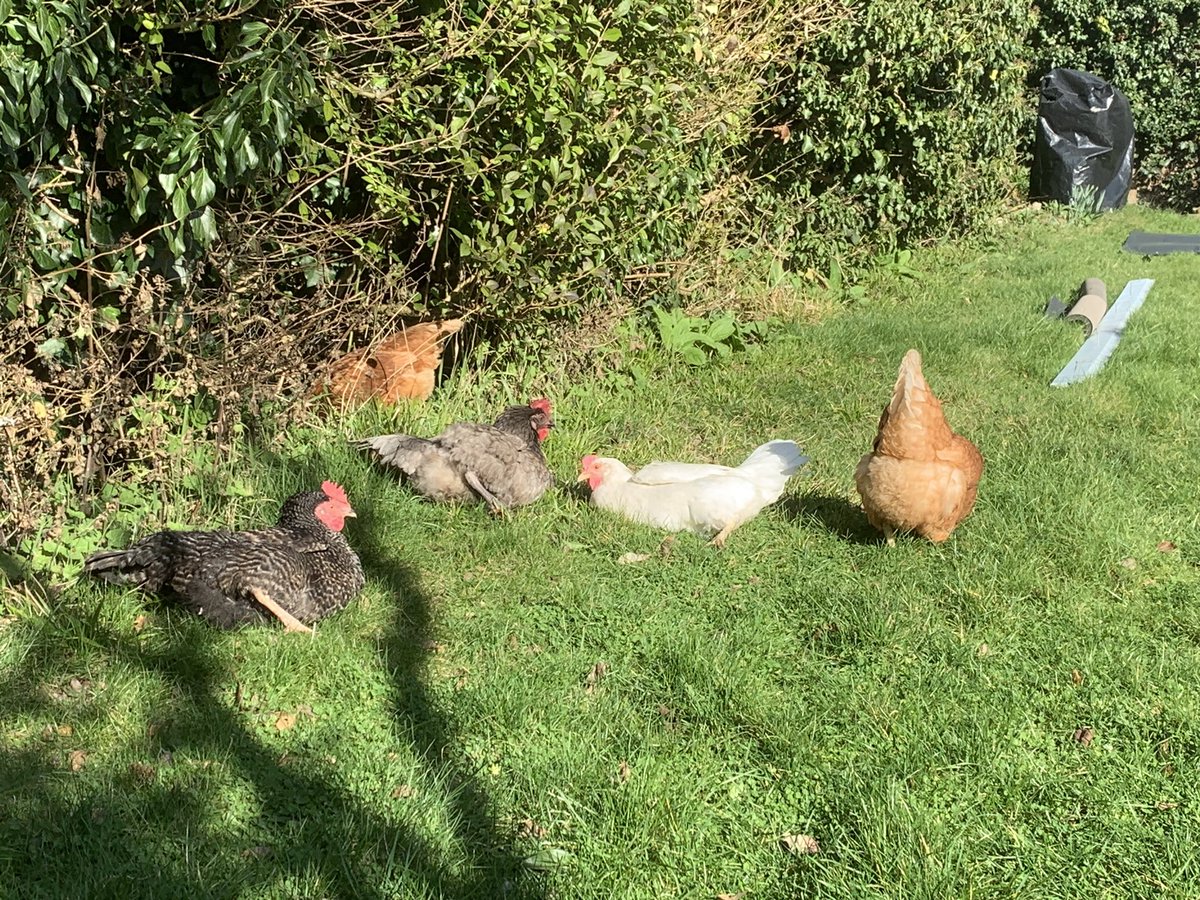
[854,350,983,544]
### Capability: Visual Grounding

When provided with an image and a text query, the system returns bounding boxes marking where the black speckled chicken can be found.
[357,398,554,511]
[83,482,364,633]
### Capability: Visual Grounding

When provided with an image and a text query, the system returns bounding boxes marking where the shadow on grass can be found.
[556,480,591,505]
[780,492,882,545]
[0,453,545,899]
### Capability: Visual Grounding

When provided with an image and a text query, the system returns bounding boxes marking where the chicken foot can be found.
[708,522,740,549]
[250,587,314,634]
[464,470,507,515]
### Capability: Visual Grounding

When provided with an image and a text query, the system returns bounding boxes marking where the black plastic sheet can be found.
[1030,68,1134,211]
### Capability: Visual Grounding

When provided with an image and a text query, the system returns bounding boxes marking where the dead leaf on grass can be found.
[780,832,820,855]
[617,759,631,784]
[129,762,156,784]
[1157,540,1178,553]
[1074,727,1095,746]
[392,784,416,799]
[584,661,609,694]
[274,712,297,731]
[717,894,745,900]
[68,677,90,694]
[242,845,274,859]
[1156,800,1178,810]
[659,535,675,558]
[68,750,87,772]
[41,723,73,740]
[1119,557,1138,570]
[132,614,147,633]
[1071,669,1083,685]
[976,643,990,657]
[517,818,546,840]
[617,552,651,565]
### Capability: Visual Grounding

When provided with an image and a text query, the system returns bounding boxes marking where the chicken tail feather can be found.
[356,434,437,474]
[735,440,809,501]
[83,544,163,589]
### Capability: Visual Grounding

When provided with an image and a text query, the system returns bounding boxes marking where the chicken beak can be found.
[344,507,358,518]
[576,470,590,483]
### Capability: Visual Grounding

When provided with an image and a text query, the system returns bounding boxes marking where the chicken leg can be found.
[250,587,313,634]
[708,522,741,549]
[464,470,508,515]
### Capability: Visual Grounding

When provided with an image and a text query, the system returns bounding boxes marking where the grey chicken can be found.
[83,482,364,633]
[357,398,554,511]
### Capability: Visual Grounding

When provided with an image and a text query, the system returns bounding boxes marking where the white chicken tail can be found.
[734,440,809,502]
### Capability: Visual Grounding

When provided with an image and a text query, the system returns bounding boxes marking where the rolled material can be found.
[1066,278,1107,337]
[1051,278,1154,387]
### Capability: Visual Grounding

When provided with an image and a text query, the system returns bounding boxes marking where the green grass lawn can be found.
[4,205,1200,899]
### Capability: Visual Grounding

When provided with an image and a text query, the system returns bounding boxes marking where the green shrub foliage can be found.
[1030,0,1200,209]
[755,0,1035,267]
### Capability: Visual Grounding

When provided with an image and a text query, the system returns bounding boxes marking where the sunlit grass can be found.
[4,205,1200,898]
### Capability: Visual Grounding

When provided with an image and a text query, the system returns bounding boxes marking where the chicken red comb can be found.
[580,454,597,469]
[529,397,552,414]
[321,480,349,505]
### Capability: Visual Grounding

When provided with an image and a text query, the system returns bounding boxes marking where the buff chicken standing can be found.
[855,350,983,544]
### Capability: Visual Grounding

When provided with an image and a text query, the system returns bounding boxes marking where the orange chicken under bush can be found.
[316,319,464,405]
[854,349,983,544]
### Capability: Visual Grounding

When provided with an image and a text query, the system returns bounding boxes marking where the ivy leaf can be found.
[190,168,217,207]
[36,337,67,359]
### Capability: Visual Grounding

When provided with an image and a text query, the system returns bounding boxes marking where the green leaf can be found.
[592,49,619,67]
[190,168,217,207]
[171,187,190,222]
[523,848,572,871]
[36,337,66,359]
[238,21,270,48]
[190,206,216,245]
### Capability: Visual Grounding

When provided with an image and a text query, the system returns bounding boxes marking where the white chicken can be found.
[578,440,808,546]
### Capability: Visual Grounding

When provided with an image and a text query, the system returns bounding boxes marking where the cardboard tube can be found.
[1080,277,1107,303]
[1066,292,1107,337]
